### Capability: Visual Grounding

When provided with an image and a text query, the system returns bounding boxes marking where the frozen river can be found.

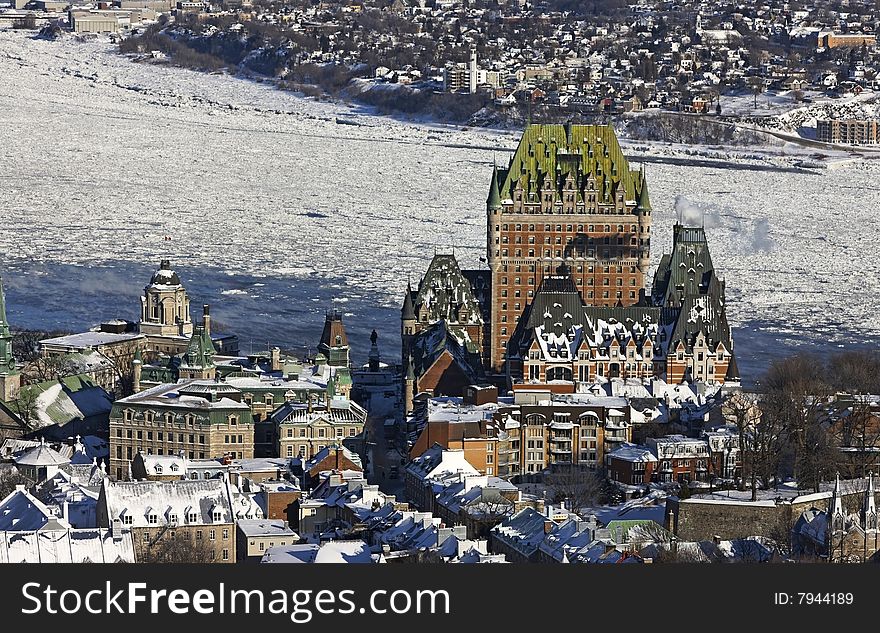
[1,31,878,382]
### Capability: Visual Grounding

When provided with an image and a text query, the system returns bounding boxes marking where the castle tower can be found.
[0,274,20,402]
[139,260,193,338]
[486,124,651,371]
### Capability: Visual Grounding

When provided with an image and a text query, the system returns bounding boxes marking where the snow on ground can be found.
[1,31,879,382]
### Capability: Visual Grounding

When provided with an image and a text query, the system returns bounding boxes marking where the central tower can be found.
[486,124,652,371]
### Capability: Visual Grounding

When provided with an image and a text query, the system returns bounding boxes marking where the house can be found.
[303,444,363,488]
[236,518,299,562]
[607,443,658,489]
[96,478,237,562]
[404,444,480,511]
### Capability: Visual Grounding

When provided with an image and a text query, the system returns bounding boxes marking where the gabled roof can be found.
[409,320,483,384]
[100,479,235,528]
[0,487,71,531]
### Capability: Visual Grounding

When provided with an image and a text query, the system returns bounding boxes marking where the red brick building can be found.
[486,124,652,371]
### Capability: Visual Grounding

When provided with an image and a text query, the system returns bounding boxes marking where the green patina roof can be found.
[181,325,215,369]
[0,274,14,372]
[493,124,647,206]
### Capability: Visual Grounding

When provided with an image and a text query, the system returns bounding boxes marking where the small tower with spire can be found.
[865,471,878,531]
[0,273,21,402]
[401,281,416,368]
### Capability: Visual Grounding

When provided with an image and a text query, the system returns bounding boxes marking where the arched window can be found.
[546,367,573,382]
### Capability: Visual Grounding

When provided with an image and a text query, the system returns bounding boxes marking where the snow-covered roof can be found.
[115,380,250,411]
[406,444,480,481]
[14,439,71,467]
[0,528,135,563]
[261,540,376,564]
[40,331,144,349]
[0,487,71,531]
[101,479,235,527]
[608,443,658,463]
[237,519,297,538]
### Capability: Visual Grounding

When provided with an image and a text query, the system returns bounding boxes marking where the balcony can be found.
[550,446,572,455]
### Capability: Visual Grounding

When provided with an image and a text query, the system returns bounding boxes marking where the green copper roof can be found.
[182,325,215,369]
[494,124,641,205]
[0,274,14,372]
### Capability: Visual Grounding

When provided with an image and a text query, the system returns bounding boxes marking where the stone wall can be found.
[667,484,877,542]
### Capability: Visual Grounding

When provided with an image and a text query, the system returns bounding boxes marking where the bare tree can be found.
[543,465,606,512]
[0,468,33,499]
[140,531,218,563]
[10,387,40,431]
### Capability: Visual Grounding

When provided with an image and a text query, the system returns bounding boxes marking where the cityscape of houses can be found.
[1,121,879,565]
[5,0,880,141]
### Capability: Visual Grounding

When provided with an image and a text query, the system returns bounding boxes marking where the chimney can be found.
[271,347,281,372]
[544,519,554,534]
[203,304,211,336]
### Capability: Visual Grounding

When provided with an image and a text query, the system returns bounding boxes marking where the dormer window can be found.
[145,507,158,524]
[167,509,178,524]
[170,463,179,472]
[155,465,163,474]
[120,510,132,525]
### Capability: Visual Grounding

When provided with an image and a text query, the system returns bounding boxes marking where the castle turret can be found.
[401,282,416,365]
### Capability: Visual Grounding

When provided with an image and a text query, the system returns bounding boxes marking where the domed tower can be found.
[139,259,193,338]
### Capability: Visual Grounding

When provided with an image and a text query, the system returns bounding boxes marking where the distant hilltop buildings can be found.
[402,123,737,413]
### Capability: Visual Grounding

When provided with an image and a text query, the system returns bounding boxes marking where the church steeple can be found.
[831,473,847,533]
[0,273,14,372]
[865,472,877,532]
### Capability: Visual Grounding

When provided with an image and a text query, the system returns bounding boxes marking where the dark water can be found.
[4,260,877,387]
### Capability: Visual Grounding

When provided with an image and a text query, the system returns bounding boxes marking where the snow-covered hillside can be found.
[1,31,878,381]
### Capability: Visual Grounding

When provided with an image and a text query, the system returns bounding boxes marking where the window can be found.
[209,530,216,541]
[287,445,293,457]
[222,529,229,540]
[222,549,229,561]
